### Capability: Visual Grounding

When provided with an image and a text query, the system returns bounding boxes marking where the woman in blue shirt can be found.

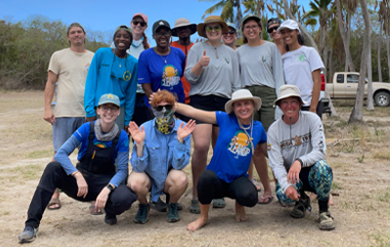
[128,90,195,224]
[175,89,268,231]
[19,94,137,244]
[138,20,186,109]
[84,25,138,131]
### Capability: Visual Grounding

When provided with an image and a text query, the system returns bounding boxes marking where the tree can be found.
[200,0,243,30]
[349,0,372,123]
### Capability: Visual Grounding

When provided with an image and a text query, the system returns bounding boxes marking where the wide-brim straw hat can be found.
[225,89,262,114]
[172,18,197,37]
[274,85,307,106]
[197,15,229,38]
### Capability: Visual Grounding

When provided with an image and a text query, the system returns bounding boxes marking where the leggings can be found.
[197,170,258,207]
[276,160,332,212]
[25,162,138,228]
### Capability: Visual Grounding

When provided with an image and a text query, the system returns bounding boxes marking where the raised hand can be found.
[177,119,196,142]
[128,121,145,144]
[148,89,161,105]
[198,50,210,67]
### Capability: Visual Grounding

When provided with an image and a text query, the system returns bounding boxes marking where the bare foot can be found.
[187,216,208,231]
[235,202,248,222]
[328,194,334,206]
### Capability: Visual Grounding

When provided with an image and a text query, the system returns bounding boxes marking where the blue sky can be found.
[1,0,312,43]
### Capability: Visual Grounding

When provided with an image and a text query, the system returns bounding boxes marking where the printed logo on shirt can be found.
[267,143,272,151]
[227,131,251,157]
[123,71,131,81]
[262,56,267,62]
[85,63,91,71]
[298,54,306,62]
[101,64,110,67]
[225,58,230,64]
[161,64,180,87]
[280,133,311,150]
[94,141,108,148]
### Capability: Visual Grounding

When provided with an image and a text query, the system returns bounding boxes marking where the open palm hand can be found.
[128,121,145,144]
[177,119,196,141]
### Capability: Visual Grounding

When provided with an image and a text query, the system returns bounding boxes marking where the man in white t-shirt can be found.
[43,22,94,210]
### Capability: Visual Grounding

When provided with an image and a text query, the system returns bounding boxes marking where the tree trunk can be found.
[387,23,390,80]
[349,0,371,123]
[235,0,243,31]
[336,0,355,72]
[378,22,383,82]
[367,40,374,110]
[282,0,318,51]
[326,49,338,117]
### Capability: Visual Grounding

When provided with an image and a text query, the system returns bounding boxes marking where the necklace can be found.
[207,40,221,59]
[156,47,170,64]
[238,118,254,154]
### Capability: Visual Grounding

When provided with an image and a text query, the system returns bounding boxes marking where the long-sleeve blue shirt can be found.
[54,122,129,187]
[84,47,138,125]
[130,118,191,202]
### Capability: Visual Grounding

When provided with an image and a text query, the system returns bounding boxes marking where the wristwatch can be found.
[106,183,115,192]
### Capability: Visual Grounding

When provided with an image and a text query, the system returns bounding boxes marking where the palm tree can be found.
[200,0,243,30]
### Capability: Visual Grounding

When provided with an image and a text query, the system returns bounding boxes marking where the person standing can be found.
[237,14,284,204]
[185,15,240,213]
[171,18,197,104]
[84,25,138,131]
[222,23,238,50]
[43,22,94,210]
[267,18,286,55]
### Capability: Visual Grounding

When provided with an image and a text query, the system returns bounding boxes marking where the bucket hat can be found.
[172,18,197,36]
[225,89,262,114]
[197,15,228,38]
[274,85,307,106]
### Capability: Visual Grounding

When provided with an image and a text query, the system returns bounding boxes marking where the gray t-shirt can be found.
[237,41,284,96]
[267,111,326,191]
[184,42,240,98]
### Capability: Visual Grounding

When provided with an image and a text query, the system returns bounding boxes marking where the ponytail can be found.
[142,33,150,49]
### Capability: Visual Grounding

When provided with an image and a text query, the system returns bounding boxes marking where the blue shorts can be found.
[52,117,85,152]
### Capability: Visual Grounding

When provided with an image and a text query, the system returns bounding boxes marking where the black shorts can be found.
[189,95,229,125]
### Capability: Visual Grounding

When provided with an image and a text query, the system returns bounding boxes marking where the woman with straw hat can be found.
[268,85,334,230]
[184,15,240,214]
[173,89,267,231]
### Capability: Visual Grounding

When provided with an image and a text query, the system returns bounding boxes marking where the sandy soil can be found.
[0,91,390,247]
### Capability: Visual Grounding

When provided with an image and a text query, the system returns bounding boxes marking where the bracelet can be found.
[72,170,80,177]
[295,158,303,167]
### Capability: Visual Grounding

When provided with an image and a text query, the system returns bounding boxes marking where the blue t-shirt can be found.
[207,112,267,183]
[138,47,186,107]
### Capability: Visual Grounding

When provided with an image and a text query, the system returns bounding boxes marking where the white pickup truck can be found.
[326,72,390,107]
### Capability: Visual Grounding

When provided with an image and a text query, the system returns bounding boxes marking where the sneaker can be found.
[18,226,38,243]
[290,200,306,218]
[319,212,335,230]
[104,213,117,225]
[134,203,150,224]
[167,203,180,223]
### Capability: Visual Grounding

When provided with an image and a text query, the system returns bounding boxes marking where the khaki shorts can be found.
[245,85,276,132]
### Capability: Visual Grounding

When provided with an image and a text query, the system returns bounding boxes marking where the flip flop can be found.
[47,198,61,210]
[250,178,262,192]
[258,195,274,205]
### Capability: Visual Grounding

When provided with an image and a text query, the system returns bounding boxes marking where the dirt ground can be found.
[0,91,390,247]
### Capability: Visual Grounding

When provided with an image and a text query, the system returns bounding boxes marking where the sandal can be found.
[212,198,226,208]
[190,199,200,214]
[250,178,262,192]
[258,195,274,205]
[47,198,61,210]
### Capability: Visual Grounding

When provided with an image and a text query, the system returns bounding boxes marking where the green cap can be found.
[242,14,262,28]
[114,25,133,39]
[98,94,120,107]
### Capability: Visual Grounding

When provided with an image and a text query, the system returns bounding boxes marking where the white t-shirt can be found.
[281,46,324,106]
[48,48,94,117]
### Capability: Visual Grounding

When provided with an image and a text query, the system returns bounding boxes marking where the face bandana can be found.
[152,107,175,134]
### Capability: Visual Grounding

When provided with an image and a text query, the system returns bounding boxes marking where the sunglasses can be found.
[132,20,146,27]
[205,26,221,32]
[153,105,173,111]
[267,26,279,34]
[154,31,172,38]
[223,31,236,35]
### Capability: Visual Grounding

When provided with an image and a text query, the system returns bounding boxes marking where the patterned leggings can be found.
[276,160,333,206]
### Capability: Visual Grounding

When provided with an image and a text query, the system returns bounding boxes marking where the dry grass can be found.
[1,92,390,246]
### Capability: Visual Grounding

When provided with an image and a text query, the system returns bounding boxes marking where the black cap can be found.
[267,18,282,30]
[152,20,171,34]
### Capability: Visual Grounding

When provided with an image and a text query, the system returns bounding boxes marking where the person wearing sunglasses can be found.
[127,90,195,224]
[171,89,267,231]
[18,94,138,243]
[138,20,186,112]
[267,85,334,231]
[222,23,238,50]
[184,15,240,214]
[236,14,284,204]
[84,25,138,133]
[171,18,197,104]
[267,18,286,55]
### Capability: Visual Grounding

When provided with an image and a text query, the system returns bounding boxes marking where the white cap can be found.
[277,19,300,32]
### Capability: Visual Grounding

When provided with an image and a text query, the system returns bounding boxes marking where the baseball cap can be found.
[277,19,300,32]
[98,94,120,108]
[152,20,171,34]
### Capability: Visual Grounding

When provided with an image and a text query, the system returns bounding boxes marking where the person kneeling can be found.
[128,90,195,223]
[173,89,268,231]
[268,85,335,230]
[18,94,137,243]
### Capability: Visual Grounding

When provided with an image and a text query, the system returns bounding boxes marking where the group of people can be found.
[18,13,335,244]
